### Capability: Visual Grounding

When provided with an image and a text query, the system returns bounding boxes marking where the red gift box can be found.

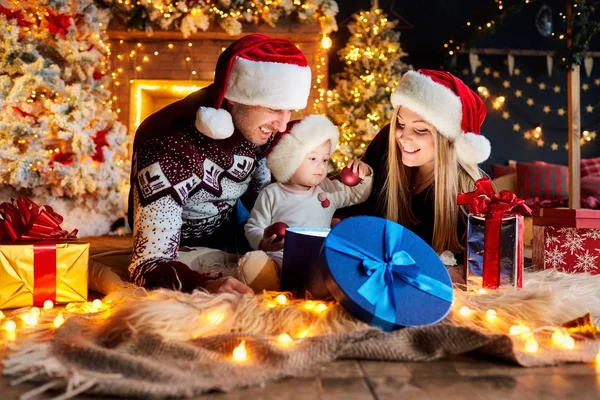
[532,208,600,274]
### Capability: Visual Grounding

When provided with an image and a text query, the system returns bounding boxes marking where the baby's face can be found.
[288,140,331,189]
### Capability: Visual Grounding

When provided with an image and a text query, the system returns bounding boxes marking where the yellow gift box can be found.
[0,242,89,309]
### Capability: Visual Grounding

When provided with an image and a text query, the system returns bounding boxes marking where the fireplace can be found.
[107,23,328,156]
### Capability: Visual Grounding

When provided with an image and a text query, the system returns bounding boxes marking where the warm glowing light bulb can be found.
[477,288,487,295]
[233,340,247,361]
[551,329,565,345]
[296,329,310,338]
[278,333,293,345]
[21,313,38,326]
[30,307,40,317]
[3,320,16,332]
[303,301,316,310]
[595,350,600,365]
[525,337,538,353]
[208,312,223,325]
[54,312,65,328]
[315,303,327,313]
[321,36,332,49]
[92,299,103,310]
[459,306,472,317]
[486,309,497,321]
[563,334,575,349]
[275,295,287,305]
[43,300,54,310]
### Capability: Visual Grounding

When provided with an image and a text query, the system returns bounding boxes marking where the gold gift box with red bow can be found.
[0,198,88,309]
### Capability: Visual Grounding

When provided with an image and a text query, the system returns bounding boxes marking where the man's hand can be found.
[259,234,285,252]
[346,159,372,178]
[204,276,255,295]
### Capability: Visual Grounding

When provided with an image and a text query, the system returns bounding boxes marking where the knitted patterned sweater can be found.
[128,86,271,291]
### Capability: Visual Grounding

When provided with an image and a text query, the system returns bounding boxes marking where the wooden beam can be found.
[458,48,600,57]
[567,4,581,209]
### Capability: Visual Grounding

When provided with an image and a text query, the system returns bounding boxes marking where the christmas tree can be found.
[328,8,411,170]
[0,0,129,235]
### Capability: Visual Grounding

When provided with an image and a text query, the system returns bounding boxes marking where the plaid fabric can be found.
[582,174,600,198]
[516,161,568,200]
[490,163,516,178]
[581,157,600,177]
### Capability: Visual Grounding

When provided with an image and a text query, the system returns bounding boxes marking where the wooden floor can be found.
[1,355,600,399]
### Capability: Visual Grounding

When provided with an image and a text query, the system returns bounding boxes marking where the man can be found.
[128,34,312,294]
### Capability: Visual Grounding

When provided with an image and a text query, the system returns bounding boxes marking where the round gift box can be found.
[321,216,454,330]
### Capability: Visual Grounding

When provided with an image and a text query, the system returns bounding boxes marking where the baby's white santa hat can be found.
[195,34,312,140]
[266,115,339,183]
[391,69,491,165]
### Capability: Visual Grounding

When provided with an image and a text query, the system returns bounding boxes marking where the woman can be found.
[342,69,490,256]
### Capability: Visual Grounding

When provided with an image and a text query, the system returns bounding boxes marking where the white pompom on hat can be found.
[266,115,339,183]
[391,69,491,164]
[195,34,312,140]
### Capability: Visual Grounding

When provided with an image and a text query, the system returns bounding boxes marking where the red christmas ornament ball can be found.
[340,167,362,187]
[264,222,289,243]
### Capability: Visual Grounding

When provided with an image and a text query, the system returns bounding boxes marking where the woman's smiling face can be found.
[394,107,436,168]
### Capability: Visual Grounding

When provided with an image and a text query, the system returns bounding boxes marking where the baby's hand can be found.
[346,159,372,178]
[259,235,285,252]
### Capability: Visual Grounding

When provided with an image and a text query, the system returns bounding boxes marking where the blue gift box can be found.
[281,216,454,330]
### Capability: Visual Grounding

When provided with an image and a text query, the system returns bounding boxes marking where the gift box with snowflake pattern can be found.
[532,208,600,274]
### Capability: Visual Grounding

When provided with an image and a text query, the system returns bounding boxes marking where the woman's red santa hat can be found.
[391,69,491,165]
[196,34,312,140]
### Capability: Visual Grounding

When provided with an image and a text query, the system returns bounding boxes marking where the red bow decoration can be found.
[457,177,531,289]
[46,11,72,37]
[457,177,532,218]
[12,106,38,123]
[91,127,111,162]
[0,197,77,242]
[0,5,34,27]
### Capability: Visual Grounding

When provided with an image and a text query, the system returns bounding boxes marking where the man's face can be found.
[228,101,292,146]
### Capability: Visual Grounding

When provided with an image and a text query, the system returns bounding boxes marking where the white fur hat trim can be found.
[195,107,235,140]
[225,56,312,110]
[391,70,463,140]
[454,131,491,165]
[267,115,339,183]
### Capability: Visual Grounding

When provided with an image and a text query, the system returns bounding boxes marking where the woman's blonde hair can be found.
[381,106,483,253]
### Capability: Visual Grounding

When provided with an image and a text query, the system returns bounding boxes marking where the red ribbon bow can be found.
[0,197,78,242]
[457,177,531,289]
[457,177,532,218]
[46,11,72,38]
[0,5,34,27]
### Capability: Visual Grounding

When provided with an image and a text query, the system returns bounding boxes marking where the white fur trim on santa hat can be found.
[391,71,463,140]
[195,107,235,140]
[267,115,339,183]
[225,56,312,110]
[454,132,491,165]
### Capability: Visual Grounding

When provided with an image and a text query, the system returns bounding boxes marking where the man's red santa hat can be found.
[196,34,312,140]
[391,69,491,165]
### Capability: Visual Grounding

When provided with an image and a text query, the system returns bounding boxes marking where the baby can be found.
[238,115,373,291]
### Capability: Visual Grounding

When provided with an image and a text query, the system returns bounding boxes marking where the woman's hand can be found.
[346,159,372,178]
[259,234,285,252]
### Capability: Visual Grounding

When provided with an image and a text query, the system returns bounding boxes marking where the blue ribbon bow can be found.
[326,220,453,324]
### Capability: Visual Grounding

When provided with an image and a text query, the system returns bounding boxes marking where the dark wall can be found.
[329,0,600,169]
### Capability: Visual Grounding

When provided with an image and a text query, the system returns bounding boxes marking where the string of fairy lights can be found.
[465,65,599,150]
[442,0,585,61]
[2,291,599,362]
[108,33,333,128]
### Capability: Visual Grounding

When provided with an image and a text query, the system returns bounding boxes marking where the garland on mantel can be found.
[95,0,339,37]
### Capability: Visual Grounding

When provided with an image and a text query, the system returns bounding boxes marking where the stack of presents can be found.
[0,178,598,329]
